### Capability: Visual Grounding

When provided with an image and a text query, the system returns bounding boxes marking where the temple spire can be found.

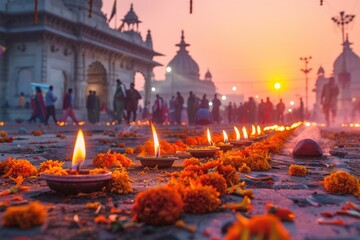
[176,30,190,52]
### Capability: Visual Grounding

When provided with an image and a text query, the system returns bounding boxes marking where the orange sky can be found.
[102,0,360,109]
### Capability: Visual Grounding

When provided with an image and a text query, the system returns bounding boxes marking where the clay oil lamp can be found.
[216,130,233,152]
[250,125,266,141]
[230,126,247,147]
[136,123,178,168]
[41,129,112,195]
[187,128,220,158]
[241,126,253,146]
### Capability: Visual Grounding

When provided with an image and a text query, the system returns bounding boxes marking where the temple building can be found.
[152,31,216,105]
[0,0,161,121]
[313,35,360,123]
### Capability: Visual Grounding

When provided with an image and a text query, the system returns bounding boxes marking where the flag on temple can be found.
[108,0,117,22]
[0,45,6,56]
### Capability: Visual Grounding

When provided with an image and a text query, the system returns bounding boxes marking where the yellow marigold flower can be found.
[86,202,101,209]
[289,164,306,177]
[0,130,7,137]
[199,173,227,196]
[41,166,68,176]
[183,185,220,214]
[124,147,135,155]
[217,165,240,186]
[89,168,109,175]
[239,163,251,173]
[1,157,37,178]
[324,171,360,195]
[183,157,201,167]
[110,169,133,194]
[3,202,47,229]
[93,150,132,168]
[38,160,65,174]
[133,186,183,225]
[225,214,290,240]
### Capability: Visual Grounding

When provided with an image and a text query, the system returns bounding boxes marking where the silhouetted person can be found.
[94,91,100,123]
[28,87,46,123]
[247,97,257,124]
[258,99,265,124]
[113,79,127,124]
[19,92,25,108]
[212,94,221,124]
[187,91,196,125]
[86,91,96,123]
[321,77,339,126]
[45,85,58,125]
[153,94,164,123]
[276,98,285,124]
[264,97,273,124]
[126,83,142,124]
[169,96,175,124]
[175,92,184,124]
[200,94,209,109]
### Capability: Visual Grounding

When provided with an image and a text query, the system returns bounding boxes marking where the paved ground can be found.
[0,122,359,240]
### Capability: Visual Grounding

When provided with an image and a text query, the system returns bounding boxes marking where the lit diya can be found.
[250,125,267,141]
[230,126,253,147]
[135,123,178,168]
[187,128,220,158]
[41,130,112,195]
[216,130,233,152]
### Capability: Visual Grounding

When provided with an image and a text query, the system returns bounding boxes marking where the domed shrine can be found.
[153,31,216,105]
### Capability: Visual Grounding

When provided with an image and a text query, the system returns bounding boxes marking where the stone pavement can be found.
[0,122,359,240]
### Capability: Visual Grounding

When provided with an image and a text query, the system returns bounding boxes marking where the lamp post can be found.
[300,56,312,113]
[331,11,355,44]
[166,66,173,96]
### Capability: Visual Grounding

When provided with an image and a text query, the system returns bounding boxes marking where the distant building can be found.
[152,31,216,107]
[0,1,161,121]
[313,35,360,123]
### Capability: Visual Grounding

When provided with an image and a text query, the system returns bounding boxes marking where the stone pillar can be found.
[74,47,86,109]
[144,71,152,108]
[0,41,8,121]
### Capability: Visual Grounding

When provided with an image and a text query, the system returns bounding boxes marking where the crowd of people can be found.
[22,76,345,126]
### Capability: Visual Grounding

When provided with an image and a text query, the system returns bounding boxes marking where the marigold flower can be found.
[288,164,306,176]
[124,147,135,155]
[183,157,201,167]
[41,166,68,176]
[217,165,240,186]
[31,130,43,136]
[109,169,133,194]
[38,160,65,174]
[86,202,101,209]
[324,171,360,196]
[199,173,227,196]
[239,163,251,173]
[3,202,47,229]
[133,186,183,225]
[225,214,290,240]
[183,185,220,214]
[89,168,109,175]
[0,130,7,137]
[93,150,132,168]
[0,157,37,178]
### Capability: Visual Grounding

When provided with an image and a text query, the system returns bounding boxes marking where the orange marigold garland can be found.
[0,157,37,178]
[324,171,360,196]
[3,202,47,229]
[183,184,220,214]
[183,157,201,167]
[110,169,133,194]
[133,186,183,225]
[199,173,227,196]
[288,164,306,177]
[89,168,109,175]
[41,166,68,176]
[93,150,132,168]
[239,163,251,173]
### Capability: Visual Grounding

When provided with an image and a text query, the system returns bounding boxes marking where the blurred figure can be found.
[175,92,184,124]
[59,88,79,124]
[187,91,196,125]
[126,83,142,124]
[153,94,164,123]
[28,87,46,123]
[276,98,285,124]
[94,91,100,123]
[195,107,212,125]
[19,92,25,108]
[227,102,233,123]
[86,91,96,123]
[299,97,304,122]
[257,99,265,124]
[264,97,273,124]
[321,77,339,126]
[113,79,127,124]
[45,85,58,125]
[169,96,175,124]
[212,94,221,124]
[200,94,209,109]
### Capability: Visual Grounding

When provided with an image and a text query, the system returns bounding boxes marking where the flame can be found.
[207,128,213,145]
[0,122,4,126]
[257,125,262,135]
[242,127,248,140]
[151,123,160,157]
[234,126,241,141]
[251,125,256,136]
[222,130,228,143]
[72,129,86,171]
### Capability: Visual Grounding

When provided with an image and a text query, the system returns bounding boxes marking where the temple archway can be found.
[86,61,107,109]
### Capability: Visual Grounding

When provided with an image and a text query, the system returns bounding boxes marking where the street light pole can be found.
[331,11,355,44]
[300,56,312,114]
